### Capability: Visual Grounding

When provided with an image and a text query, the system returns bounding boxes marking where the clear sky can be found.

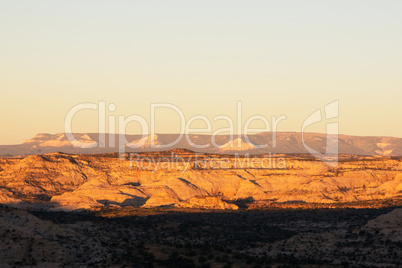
[1,1,401,144]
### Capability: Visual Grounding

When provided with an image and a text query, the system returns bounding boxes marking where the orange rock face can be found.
[0,152,401,210]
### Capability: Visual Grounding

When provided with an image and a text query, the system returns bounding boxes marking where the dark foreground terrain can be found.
[1,205,401,267]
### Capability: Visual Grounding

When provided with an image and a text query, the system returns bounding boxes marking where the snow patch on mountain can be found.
[128,134,162,148]
[219,138,256,151]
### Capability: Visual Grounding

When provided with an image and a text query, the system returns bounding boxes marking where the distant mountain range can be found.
[1,132,402,156]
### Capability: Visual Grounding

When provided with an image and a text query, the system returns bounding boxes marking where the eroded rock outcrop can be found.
[0,152,402,210]
[178,196,239,210]
[364,208,402,242]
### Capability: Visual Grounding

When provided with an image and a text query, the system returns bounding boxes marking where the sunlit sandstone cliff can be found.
[0,151,401,210]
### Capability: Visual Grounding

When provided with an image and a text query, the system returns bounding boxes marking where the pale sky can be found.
[1,1,401,144]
